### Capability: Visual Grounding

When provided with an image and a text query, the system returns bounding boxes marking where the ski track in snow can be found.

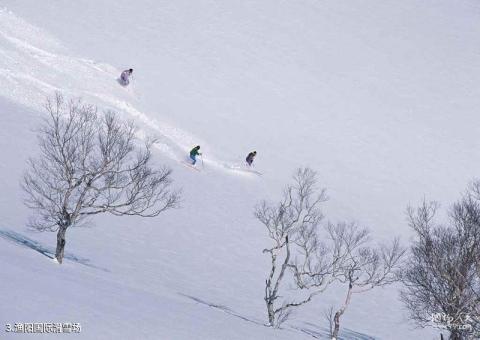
[0,8,249,176]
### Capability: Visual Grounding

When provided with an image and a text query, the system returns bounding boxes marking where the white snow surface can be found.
[1,1,480,339]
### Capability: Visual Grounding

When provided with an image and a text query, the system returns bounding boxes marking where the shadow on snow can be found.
[179,293,266,326]
[179,293,376,339]
[292,321,377,340]
[0,228,109,272]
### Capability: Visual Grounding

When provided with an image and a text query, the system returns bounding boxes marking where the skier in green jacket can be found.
[189,145,202,165]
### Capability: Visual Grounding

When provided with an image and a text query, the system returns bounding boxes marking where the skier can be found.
[246,151,257,166]
[120,68,133,86]
[189,145,202,165]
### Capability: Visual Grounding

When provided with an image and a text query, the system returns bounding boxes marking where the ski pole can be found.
[200,154,204,169]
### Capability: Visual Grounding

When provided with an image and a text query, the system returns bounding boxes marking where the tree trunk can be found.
[264,236,290,327]
[55,225,68,264]
[449,330,462,340]
[266,300,275,327]
[332,310,341,339]
[332,283,353,340]
[265,265,276,327]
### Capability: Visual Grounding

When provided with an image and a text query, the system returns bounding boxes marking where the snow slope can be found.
[1,1,480,339]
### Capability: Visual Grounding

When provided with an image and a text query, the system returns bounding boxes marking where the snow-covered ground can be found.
[1,1,479,339]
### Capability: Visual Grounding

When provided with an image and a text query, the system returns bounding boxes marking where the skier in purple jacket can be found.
[120,68,133,86]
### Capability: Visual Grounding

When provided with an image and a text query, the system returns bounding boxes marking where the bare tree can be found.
[326,222,405,339]
[400,194,480,340]
[255,168,328,327]
[256,167,405,332]
[22,93,180,264]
